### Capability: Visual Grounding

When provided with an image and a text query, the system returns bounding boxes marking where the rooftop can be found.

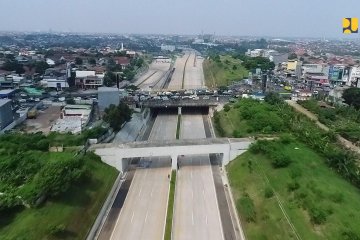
[0,98,11,106]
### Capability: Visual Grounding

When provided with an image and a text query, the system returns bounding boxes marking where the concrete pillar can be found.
[222,151,230,167]
[171,155,178,170]
[178,106,182,115]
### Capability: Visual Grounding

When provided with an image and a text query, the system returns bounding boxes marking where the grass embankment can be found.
[203,55,248,88]
[213,100,283,138]
[228,140,360,239]
[176,115,181,139]
[298,99,360,146]
[164,170,176,240]
[215,97,360,239]
[0,154,118,240]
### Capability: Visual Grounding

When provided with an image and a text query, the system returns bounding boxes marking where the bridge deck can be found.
[91,138,253,149]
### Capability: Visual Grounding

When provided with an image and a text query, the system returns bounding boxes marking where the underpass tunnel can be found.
[177,153,224,169]
[122,156,173,171]
[149,106,209,115]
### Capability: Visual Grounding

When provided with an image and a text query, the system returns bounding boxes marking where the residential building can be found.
[75,70,104,89]
[348,66,360,87]
[291,90,312,101]
[46,58,55,66]
[42,77,69,90]
[0,99,13,130]
[0,74,13,89]
[113,57,130,69]
[328,64,347,87]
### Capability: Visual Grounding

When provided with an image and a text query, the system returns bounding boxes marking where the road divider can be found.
[164,170,177,240]
[176,115,181,139]
[181,54,191,89]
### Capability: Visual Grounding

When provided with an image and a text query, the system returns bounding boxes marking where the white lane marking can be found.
[192,189,194,199]
[206,215,208,225]
[202,189,205,199]
[131,211,135,223]
[138,187,142,197]
[191,171,193,179]
[150,188,154,197]
[192,211,194,225]
[145,211,149,223]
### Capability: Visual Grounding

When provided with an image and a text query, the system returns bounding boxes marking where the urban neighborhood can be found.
[1,1,360,240]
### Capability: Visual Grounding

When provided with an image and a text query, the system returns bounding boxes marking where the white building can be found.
[41,77,69,90]
[46,58,55,66]
[348,66,360,87]
[161,44,176,52]
[75,71,104,89]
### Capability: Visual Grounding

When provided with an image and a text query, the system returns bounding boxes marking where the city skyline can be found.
[1,0,360,38]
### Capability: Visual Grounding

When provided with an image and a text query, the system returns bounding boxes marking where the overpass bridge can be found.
[139,97,230,108]
[90,138,253,172]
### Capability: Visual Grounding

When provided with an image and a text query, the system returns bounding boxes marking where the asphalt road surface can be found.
[180,113,206,139]
[109,158,170,240]
[173,51,225,240]
[109,112,176,240]
[135,61,171,90]
[173,155,224,240]
[149,112,178,140]
[168,53,190,90]
[183,52,204,89]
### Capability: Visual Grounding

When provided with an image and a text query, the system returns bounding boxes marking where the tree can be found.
[103,102,132,131]
[88,58,96,65]
[34,61,50,75]
[103,71,117,87]
[288,53,297,60]
[264,92,283,105]
[75,57,83,65]
[1,60,25,74]
[343,88,360,109]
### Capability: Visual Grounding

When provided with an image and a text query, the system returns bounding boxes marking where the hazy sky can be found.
[1,0,360,38]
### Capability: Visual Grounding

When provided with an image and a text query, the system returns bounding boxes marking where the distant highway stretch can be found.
[105,50,231,240]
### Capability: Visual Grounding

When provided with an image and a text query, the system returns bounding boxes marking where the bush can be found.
[287,181,300,192]
[271,152,291,168]
[49,224,66,236]
[342,230,360,240]
[223,104,231,112]
[309,206,328,225]
[264,187,274,198]
[279,134,293,144]
[232,130,242,138]
[237,193,256,223]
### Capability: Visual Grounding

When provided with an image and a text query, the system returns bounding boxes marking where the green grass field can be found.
[203,55,248,88]
[227,140,360,240]
[0,154,118,240]
[214,106,250,137]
